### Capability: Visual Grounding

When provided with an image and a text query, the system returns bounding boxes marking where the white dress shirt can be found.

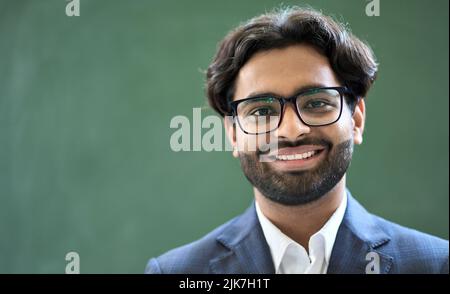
[255,191,347,274]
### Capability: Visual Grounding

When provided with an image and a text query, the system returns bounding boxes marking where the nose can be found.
[275,104,311,140]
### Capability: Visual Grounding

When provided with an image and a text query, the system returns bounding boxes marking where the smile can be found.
[274,150,318,161]
[268,147,327,171]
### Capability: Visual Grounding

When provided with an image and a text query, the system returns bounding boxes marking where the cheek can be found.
[321,108,354,143]
[339,104,355,135]
[235,128,254,153]
[235,129,273,153]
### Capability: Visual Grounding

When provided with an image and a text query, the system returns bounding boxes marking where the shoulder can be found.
[145,216,240,274]
[371,214,449,273]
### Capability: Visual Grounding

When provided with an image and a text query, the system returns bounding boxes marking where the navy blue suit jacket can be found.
[146,189,449,274]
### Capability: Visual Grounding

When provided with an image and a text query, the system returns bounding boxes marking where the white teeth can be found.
[275,150,317,161]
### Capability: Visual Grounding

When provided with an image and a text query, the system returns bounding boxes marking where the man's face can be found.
[226,44,365,206]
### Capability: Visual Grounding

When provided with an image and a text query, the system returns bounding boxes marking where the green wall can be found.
[0,0,448,273]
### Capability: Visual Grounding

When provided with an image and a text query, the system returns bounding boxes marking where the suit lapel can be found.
[327,223,393,274]
[210,202,275,274]
[327,190,393,274]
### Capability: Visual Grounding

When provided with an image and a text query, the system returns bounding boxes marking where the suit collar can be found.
[211,203,275,273]
[327,188,393,273]
[212,189,393,274]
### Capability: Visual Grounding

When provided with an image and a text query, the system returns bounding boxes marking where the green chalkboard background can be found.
[0,0,448,273]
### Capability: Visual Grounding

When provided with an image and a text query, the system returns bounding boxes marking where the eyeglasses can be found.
[229,86,353,135]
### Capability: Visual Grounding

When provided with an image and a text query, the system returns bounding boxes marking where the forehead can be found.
[233,44,341,100]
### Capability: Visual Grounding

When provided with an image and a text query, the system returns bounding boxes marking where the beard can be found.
[238,137,353,206]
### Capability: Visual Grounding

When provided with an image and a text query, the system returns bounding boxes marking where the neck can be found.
[254,176,346,251]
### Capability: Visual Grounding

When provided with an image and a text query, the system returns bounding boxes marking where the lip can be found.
[268,147,327,172]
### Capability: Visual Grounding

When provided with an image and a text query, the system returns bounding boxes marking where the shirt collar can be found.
[255,190,347,273]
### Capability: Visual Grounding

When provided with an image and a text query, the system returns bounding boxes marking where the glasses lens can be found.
[296,88,342,126]
[236,97,281,134]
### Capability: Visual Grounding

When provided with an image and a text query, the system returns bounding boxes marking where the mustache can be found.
[258,137,332,155]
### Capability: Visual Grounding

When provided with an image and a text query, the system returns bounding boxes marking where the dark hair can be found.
[206,7,378,116]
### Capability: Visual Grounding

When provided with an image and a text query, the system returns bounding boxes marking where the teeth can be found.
[275,150,317,161]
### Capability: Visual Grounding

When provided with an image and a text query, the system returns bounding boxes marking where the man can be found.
[146,7,449,274]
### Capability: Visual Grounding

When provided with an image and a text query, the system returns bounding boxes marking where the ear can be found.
[224,116,239,158]
[352,98,365,145]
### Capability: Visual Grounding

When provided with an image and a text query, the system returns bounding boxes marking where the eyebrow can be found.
[244,83,330,100]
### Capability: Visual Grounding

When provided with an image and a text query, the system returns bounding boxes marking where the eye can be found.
[250,107,276,116]
[305,100,329,109]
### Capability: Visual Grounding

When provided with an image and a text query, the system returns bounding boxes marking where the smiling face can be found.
[225,44,365,205]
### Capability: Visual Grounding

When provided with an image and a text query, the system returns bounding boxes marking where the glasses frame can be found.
[229,86,355,135]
